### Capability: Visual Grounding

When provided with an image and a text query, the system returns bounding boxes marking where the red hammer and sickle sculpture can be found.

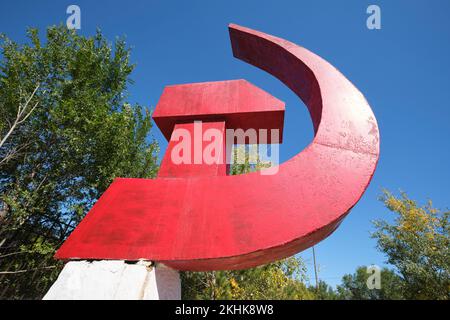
[55,24,380,270]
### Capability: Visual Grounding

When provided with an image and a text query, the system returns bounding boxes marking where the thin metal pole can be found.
[312,246,319,291]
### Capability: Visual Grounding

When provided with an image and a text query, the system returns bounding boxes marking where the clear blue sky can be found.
[1,0,449,287]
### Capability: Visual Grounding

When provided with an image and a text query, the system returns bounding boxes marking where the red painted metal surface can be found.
[155,80,285,178]
[55,24,380,271]
[153,79,285,144]
[157,121,228,178]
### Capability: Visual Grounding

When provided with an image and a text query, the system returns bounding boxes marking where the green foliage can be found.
[337,191,449,300]
[0,26,158,299]
[372,190,450,299]
[181,256,314,300]
[336,266,404,300]
[308,280,340,300]
[228,145,271,175]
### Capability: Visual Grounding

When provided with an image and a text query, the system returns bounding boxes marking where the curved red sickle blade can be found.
[55,24,380,271]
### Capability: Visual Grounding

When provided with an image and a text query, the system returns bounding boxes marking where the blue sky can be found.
[1,0,449,287]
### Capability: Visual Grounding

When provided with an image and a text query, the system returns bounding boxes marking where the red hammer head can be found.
[153,79,285,143]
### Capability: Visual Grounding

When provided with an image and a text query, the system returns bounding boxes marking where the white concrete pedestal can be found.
[43,260,181,300]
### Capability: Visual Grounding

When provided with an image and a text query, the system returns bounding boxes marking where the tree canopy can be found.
[336,266,404,300]
[0,26,159,299]
[372,190,449,299]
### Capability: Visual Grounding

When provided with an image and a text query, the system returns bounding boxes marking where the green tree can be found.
[181,256,315,300]
[372,190,449,299]
[308,280,339,300]
[0,26,159,299]
[336,266,404,300]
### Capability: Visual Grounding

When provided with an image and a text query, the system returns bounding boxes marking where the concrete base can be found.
[43,260,180,300]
